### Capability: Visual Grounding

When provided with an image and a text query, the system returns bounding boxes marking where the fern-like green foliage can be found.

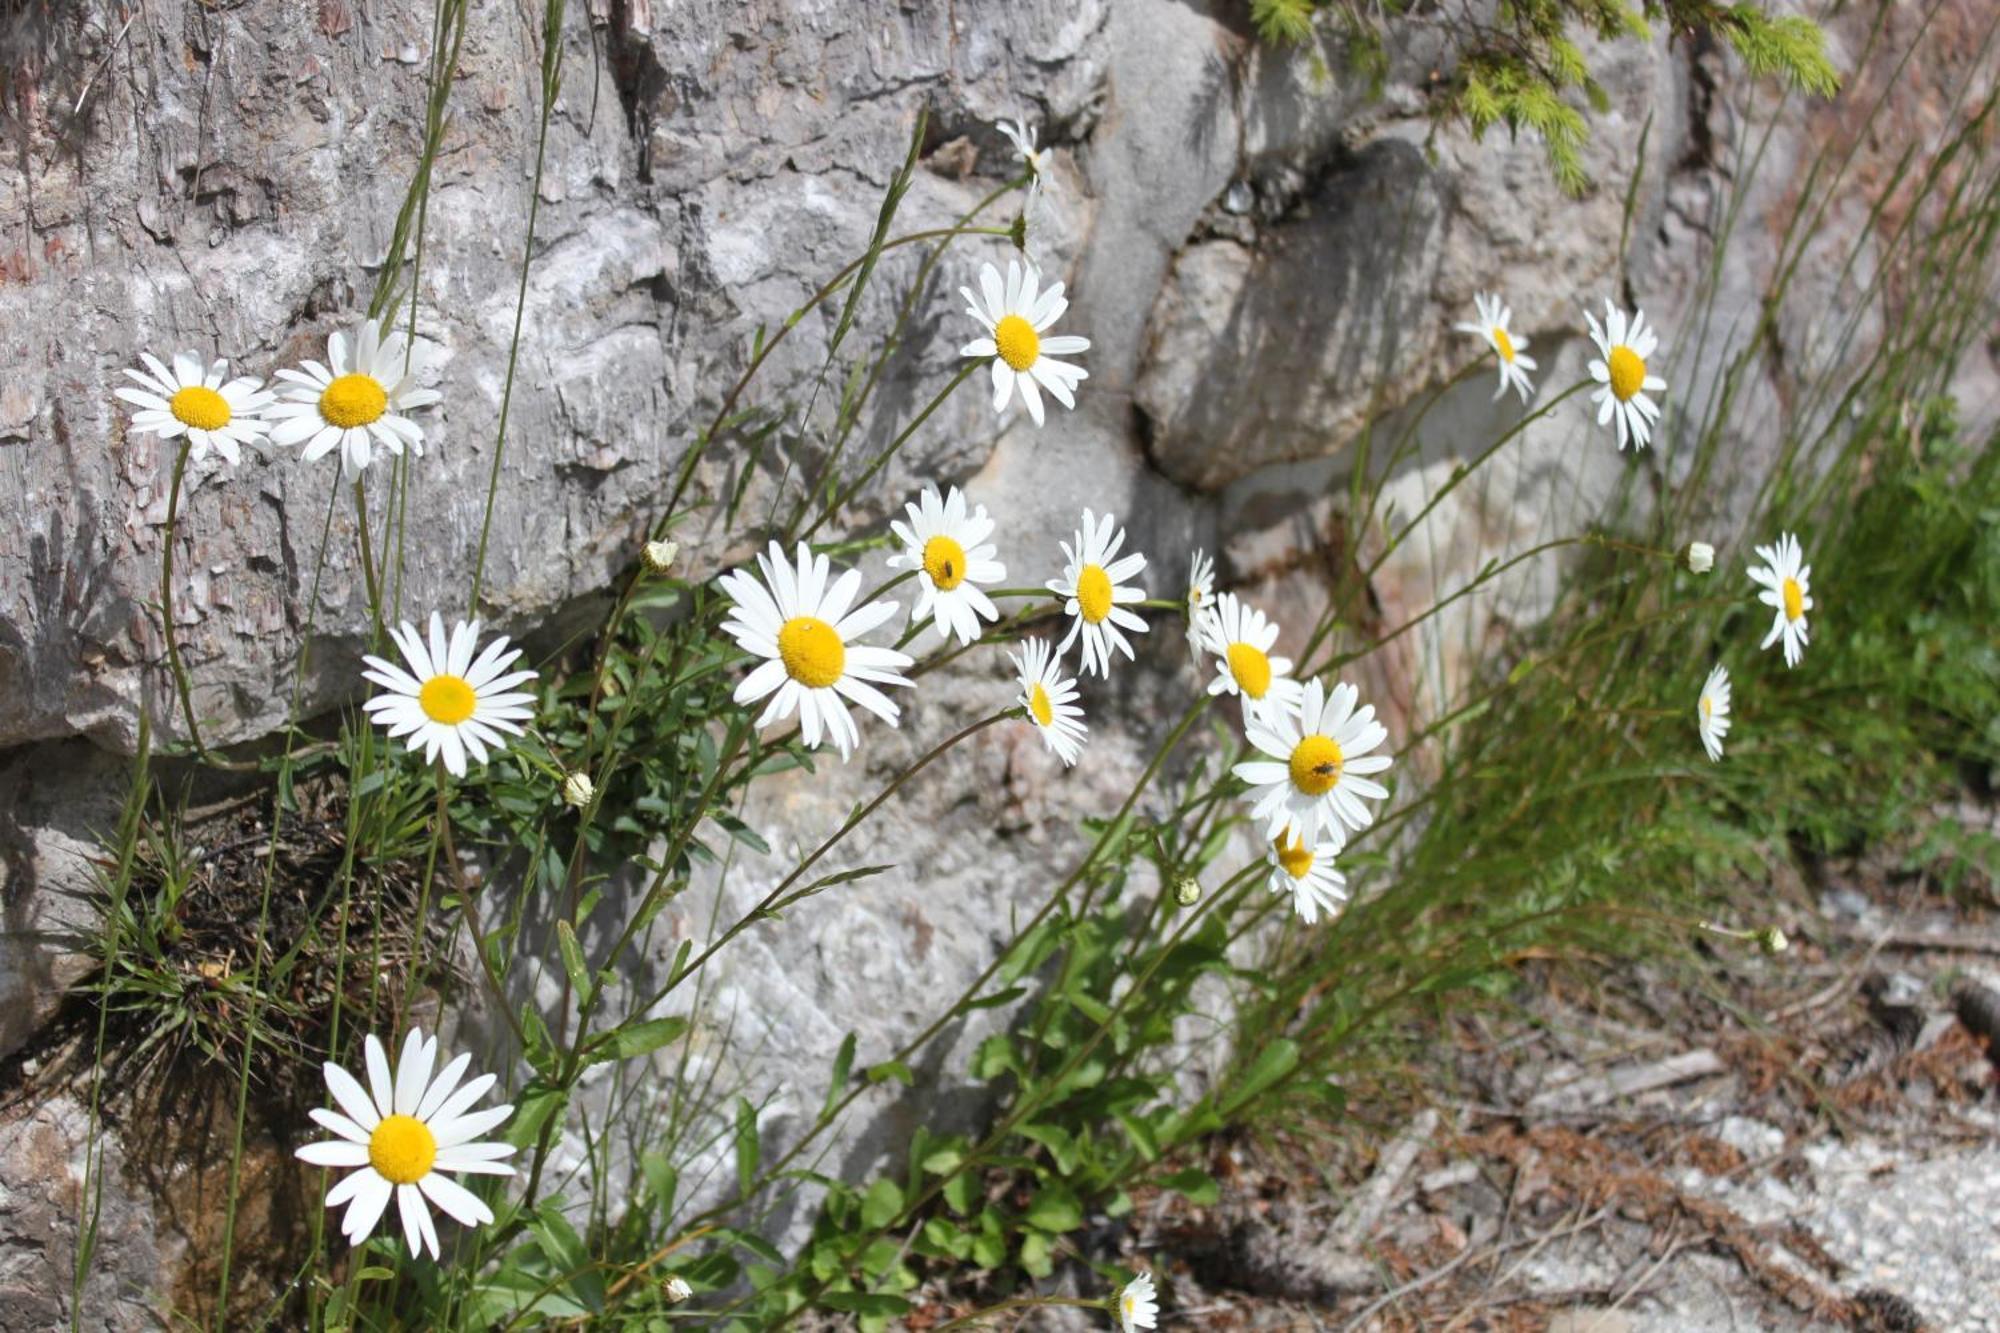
[1254,0,1841,195]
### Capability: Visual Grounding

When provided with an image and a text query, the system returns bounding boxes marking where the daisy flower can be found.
[1235,679,1393,848]
[1454,292,1538,403]
[959,259,1089,427]
[1010,636,1086,766]
[1749,532,1813,668]
[1048,510,1149,678]
[362,613,538,778]
[997,117,1047,200]
[1267,826,1350,925]
[1585,299,1667,450]
[1118,1271,1158,1332]
[720,541,914,761]
[295,1029,516,1260]
[267,316,442,474]
[1201,592,1303,719]
[1697,664,1732,762]
[1184,548,1216,672]
[115,350,274,465]
[887,484,1006,646]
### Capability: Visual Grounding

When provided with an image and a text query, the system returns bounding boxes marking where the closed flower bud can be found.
[642,540,679,575]
[562,771,595,809]
[1757,926,1789,956]
[1684,541,1714,574]
[663,1275,693,1304]
[1173,877,1201,907]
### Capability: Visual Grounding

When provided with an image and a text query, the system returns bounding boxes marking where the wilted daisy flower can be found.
[1049,509,1149,677]
[362,614,537,778]
[887,484,1005,646]
[1118,1271,1158,1332]
[1697,664,1732,762]
[720,541,915,760]
[1585,300,1667,450]
[997,118,1047,197]
[1010,636,1086,766]
[267,317,442,474]
[116,350,275,466]
[1684,541,1715,574]
[1201,592,1303,719]
[959,259,1089,427]
[1184,549,1216,671]
[1266,826,1349,925]
[1235,679,1393,848]
[295,1029,516,1260]
[1749,532,1813,668]
[1454,293,1537,403]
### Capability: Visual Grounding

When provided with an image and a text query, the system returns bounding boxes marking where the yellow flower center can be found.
[993,314,1040,372]
[1289,734,1344,796]
[1123,1295,1135,1316]
[1781,577,1804,622]
[1027,681,1055,727]
[1226,642,1273,699]
[1275,829,1314,880]
[418,674,477,725]
[1700,695,1713,717]
[1075,565,1114,624]
[169,384,232,431]
[320,373,389,429]
[1492,325,1516,364]
[367,1113,437,1185]
[778,615,845,688]
[923,534,969,591]
[1188,586,1203,607]
[1607,345,1646,402]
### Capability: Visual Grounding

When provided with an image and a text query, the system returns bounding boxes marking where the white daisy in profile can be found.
[1585,300,1667,450]
[1748,532,1813,668]
[1267,826,1349,925]
[1454,292,1538,403]
[1201,592,1303,720]
[720,541,915,761]
[1697,663,1732,762]
[1235,679,1393,848]
[1184,549,1216,671]
[1118,1271,1158,1332]
[115,350,275,466]
[887,484,1005,646]
[267,317,442,474]
[959,259,1089,427]
[997,117,1047,198]
[1048,510,1149,678]
[362,613,538,778]
[1010,636,1086,766]
[295,1029,516,1260]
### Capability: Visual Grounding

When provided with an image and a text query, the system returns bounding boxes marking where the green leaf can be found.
[823,1031,857,1118]
[1159,1167,1220,1205]
[1023,1180,1083,1233]
[734,1097,760,1196]
[1220,1038,1299,1117]
[860,1177,904,1229]
[865,1060,915,1087]
[584,1016,690,1066]
[819,1292,911,1317]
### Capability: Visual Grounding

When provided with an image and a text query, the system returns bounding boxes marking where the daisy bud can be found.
[1173,877,1202,907]
[1684,541,1714,574]
[1009,213,1029,253]
[642,540,679,576]
[663,1276,693,1304]
[1757,926,1789,956]
[562,771,595,810]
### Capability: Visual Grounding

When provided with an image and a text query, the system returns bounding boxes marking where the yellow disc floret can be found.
[922,535,969,591]
[418,674,477,725]
[1492,325,1516,364]
[1027,681,1055,727]
[1289,733,1343,796]
[1607,346,1646,402]
[169,384,232,432]
[1274,829,1314,880]
[993,314,1040,373]
[1781,577,1804,622]
[368,1113,437,1185]
[320,373,389,429]
[1075,565,1113,624]
[1226,642,1273,699]
[778,615,845,689]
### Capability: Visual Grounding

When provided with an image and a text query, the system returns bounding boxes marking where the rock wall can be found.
[0,0,1994,1321]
